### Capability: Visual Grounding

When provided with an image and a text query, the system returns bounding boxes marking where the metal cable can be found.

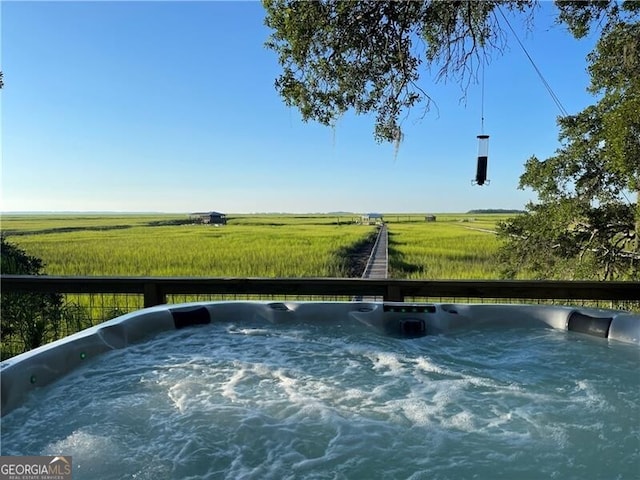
[496,5,569,117]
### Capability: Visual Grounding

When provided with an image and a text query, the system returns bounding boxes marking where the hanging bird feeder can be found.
[473,55,490,187]
[475,134,490,186]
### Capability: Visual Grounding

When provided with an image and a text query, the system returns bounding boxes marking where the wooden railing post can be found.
[385,285,403,302]
[144,282,166,308]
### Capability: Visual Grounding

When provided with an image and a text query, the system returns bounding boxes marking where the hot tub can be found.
[1,302,639,479]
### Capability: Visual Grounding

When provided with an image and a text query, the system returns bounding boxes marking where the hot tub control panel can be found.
[381,303,437,337]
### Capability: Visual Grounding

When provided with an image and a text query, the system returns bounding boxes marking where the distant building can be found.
[425,215,436,222]
[361,213,384,225]
[190,211,227,225]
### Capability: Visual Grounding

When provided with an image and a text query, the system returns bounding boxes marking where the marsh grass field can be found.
[387,220,503,279]
[1,212,509,279]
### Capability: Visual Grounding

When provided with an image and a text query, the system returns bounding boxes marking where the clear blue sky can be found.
[1,1,599,214]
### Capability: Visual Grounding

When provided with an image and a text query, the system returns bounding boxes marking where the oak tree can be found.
[498,13,639,280]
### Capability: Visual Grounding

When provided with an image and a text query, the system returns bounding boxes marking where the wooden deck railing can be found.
[2,275,639,307]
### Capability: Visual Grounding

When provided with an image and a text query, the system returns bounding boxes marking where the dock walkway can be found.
[354,224,388,301]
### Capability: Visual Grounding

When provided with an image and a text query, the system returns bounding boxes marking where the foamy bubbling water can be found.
[2,321,638,479]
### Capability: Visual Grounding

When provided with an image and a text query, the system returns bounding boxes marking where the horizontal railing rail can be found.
[2,275,639,307]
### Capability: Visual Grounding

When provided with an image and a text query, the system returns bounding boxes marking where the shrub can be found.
[1,236,64,358]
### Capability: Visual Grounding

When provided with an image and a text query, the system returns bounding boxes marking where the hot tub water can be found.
[2,319,638,479]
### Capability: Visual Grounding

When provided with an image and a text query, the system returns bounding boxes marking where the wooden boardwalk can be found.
[354,224,388,301]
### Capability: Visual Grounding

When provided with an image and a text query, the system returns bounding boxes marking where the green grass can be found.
[387,214,512,279]
[1,213,183,234]
[1,212,516,279]
[2,214,376,277]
